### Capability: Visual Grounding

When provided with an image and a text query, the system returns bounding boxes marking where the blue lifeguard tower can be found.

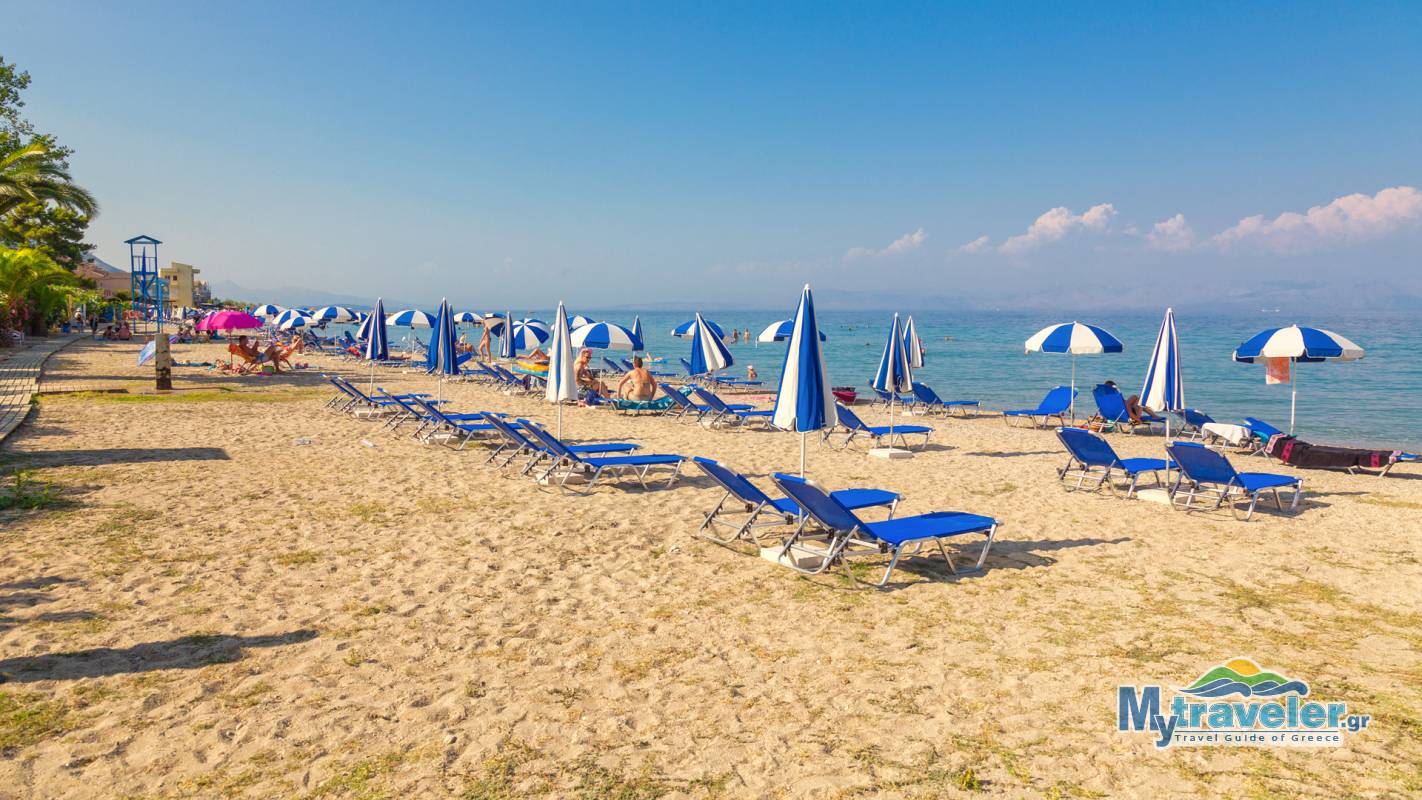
[125,234,164,326]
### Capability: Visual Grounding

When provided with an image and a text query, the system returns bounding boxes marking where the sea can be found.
[343,309,1422,452]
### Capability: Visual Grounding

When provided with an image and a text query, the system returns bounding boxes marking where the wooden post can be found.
[155,336,173,390]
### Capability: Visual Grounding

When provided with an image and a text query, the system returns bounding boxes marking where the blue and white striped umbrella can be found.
[758,319,827,343]
[673,317,727,340]
[571,321,642,351]
[772,285,837,474]
[1233,324,1363,433]
[427,298,460,377]
[364,299,388,361]
[1025,321,1124,420]
[387,308,436,328]
[312,305,358,322]
[499,311,515,359]
[688,312,733,375]
[505,321,550,351]
[356,308,375,341]
[872,313,914,452]
[273,309,308,328]
[278,314,316,330]
[631,316,644,351]
[452,311,481,324]
[546,301,578,436]
[903,315,925,369]
[252,303,283,317]
[1141,308,1184,437]
[569,314,597,329]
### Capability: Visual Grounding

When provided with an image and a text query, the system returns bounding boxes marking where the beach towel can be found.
[1265,435,1402,472]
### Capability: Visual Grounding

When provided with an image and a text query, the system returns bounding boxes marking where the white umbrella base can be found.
[760,546,823,570]
[1134,488,1172,505]
[868,447,913,459]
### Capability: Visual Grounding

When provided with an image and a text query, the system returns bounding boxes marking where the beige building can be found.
[159,262,201,308]
[75,253,132,298]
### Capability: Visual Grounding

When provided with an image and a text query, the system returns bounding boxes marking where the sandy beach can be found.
[1,337,1420,798]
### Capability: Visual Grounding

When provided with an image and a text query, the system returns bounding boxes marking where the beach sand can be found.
[1,337,1419,798]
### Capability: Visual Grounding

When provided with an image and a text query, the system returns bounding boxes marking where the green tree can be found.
[0,246,86,338]
[0,199,92,266]
[0,142,98,218]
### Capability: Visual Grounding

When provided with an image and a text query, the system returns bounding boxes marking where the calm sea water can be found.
[365,309,1422,451]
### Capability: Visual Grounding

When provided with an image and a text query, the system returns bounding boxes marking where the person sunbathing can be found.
[230,335,284,373]
[576,349,608,394]
[1105,380,1152,423]
[525,347,550,364]
[617,356,657,400]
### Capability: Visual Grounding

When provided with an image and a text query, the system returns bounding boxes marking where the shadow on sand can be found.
[18,447,230,468]
[0,630,319,683]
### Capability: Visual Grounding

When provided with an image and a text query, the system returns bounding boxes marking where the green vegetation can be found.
[0,690,71,755]
[0,465,63,511]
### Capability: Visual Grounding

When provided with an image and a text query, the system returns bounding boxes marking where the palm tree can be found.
[0,143,99,218]
[0,246,85,338]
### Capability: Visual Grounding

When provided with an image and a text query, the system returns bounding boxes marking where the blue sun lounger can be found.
[866,384,915,409]
[1243,417,1286,457]
[1055,427,1173,498]
[691,457,899,545]
[1091,383,1165,434]
[519,421,686,491]
[407,396,509,449]
[824,403,932,450]
[602,357,627,375]
[770,473,998,587]
[656,383,709,421]
[325,375,432,416]
[1165,441,1303,521]
[374,389,490,436]
[1003,386,1076,428]
[622,358,675,378]
[1175,408,1216,441]
[690,387,774,429]
[910,382,980,417]
[480,415,638,473]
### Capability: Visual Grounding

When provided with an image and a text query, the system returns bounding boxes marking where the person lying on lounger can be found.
[617,356,657,401]
[1105,380,1153,423]
[230,335,284,373]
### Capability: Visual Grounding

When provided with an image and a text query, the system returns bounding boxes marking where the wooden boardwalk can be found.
[0,333,87,444]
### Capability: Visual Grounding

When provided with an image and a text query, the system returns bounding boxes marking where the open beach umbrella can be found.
[772,285,837,475]
[571,321,642,351]
[631,316,644,351]
[872,313,915,455]
[758,318,827,343]
[363,298,388,390]
[903,315,925,369]
[273,308,308,328]
[507,321,551,351]
[546,302,578,437]
[1140,308,1184,438]
[387,308,436,328]
[1232,324,1363,433]
[569,314,597,329]
[1025,321,1124,421]
[452,311,481,324]
[252,303,283,317]
[278,314,316,330]
[312,305,358,323]
[199,310,263,332]
[673,317,727,340]
[688,311,733,378]
[499,310,515,359]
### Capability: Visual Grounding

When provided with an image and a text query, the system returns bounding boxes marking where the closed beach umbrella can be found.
[772,285,837,475]
[387,308,436,328]
[903,315,925,369]
[356,308,375,341]
[872,313,914,454]
[673,317,727,340]
[571,321,642,351]
[758,318,827,343]
[1232,324,1363,433]
[1140,308,1185,438]
[427,298,460,376]
[1024,321,1124,421]
[312,305,358,323]
[363,298,388,390]
[631,316,644,351]
[546,301,578,437]
[688,311,733,377]
[252,303,283,317]
[499,311,515,359]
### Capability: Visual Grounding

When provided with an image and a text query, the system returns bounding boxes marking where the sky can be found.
[6,1,1422,310]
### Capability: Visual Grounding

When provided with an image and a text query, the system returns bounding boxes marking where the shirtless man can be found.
[617,356,657,400]
[232,335,284,372]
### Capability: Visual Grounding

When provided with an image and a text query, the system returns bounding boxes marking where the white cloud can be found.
[998,203,1116,255]
[1210,185,1422,253]
[1145,214,1195,251]
[845,228,927,260]
[957,235,991,254]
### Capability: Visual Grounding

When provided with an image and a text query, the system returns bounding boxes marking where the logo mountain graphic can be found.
[1180,658,1309,698]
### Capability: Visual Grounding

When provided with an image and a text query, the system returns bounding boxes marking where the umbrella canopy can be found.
[273,308,309,328]
[452,311,481,324]
[251,303,283,317]
[673,317,727,340]
[278,314,316,330]
[356,308,375,341]
[571,321,642,351]
[1233,324,1363,433]
[506,321,551,350]
[1140,308,1185,436]
[903,315,925,369]
[312,305,358,322]
[387,308,436,328]
[631,316,644,350]
[688,312,733,375]
[873,313,914,395]
[1025,321,1124,420]
[758,318,827,343]
[196,310,263,331]
[427,298,460,376]
[546,302,579,437]
[364,298,388,361]
[772,285,837,475]
[569,314,597,329]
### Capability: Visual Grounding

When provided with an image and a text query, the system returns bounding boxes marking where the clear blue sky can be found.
[8,1,1422,309]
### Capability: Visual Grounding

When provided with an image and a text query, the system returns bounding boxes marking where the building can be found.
[75,253,133,298]
[159,262,201,308]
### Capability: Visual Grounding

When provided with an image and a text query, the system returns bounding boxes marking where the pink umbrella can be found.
[197,310,263,331]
